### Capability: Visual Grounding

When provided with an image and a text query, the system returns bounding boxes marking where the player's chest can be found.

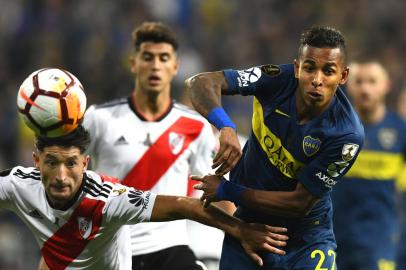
[98,115,203,162]
[363,123,404,152]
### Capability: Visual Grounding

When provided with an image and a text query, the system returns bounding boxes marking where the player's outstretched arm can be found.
[193,175,319,218]
[185,72,242,175]
[151,195,288,266]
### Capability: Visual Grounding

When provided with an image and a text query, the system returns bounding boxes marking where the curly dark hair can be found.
[35,125,91,154]
[132,21,178,52]
[298,25,347,64]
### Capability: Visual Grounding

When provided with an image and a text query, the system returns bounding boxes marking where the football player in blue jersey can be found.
[332,60,406,270]
[185,25,364,269]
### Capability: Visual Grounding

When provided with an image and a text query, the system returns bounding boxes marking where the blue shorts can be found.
[219,234,337,270]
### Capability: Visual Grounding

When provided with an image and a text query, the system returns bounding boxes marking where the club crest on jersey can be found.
[77,217,92,239]
[378,128,397,149]
[169,132,185,155]
[341,143,359,161]
[303,136,321,157]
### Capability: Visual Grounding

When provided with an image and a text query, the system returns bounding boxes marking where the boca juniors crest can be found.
[77,217,92,239]
[303,136,321,157]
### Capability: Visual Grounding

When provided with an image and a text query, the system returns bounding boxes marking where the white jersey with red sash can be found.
[83,98,216,255]
[0,166,156,269]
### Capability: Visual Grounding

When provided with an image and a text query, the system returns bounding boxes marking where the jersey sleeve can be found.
[189,121,217,175]
[297,133,364,197]
[103,183,157,226]
[223,64,294,97]
[83,105,101,166]
[0,168,17,209]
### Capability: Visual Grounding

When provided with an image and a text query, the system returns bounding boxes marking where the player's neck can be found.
[131,89,172,121]
[358,104,386,124]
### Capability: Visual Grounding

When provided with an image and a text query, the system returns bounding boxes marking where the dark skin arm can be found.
[193,175,320,218]
[185,72,242,175]
[151,195,288,266]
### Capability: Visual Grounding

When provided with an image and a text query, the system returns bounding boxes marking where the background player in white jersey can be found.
[82,22,219,269]
[2,125,289,269]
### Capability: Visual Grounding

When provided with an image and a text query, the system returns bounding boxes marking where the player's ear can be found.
[294,59,299,79]
[32,152,40,168]
[83,155,90,171]
[129,54,137,74]
[339,66,350,85]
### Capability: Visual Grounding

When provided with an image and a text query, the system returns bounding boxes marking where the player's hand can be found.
[213,127,242,175]
[192,174,222,207]
[238,223,288,266]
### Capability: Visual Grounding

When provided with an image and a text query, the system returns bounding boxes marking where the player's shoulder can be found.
[94,97,129,110]
[172,101,210,123]
[332,89,364,136]
[83,171,116,200]
[0,166,42,187]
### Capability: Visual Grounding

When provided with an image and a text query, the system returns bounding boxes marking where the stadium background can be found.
[1,0,406,268]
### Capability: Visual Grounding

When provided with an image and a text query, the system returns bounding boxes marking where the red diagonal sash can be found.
[122,116,204,190]
[41,197,105,270]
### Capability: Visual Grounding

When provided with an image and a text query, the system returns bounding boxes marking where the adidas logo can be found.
[114,136,128,145]
[28,209,43,219]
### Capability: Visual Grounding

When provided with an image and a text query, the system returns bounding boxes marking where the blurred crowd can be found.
[2,0,406,268]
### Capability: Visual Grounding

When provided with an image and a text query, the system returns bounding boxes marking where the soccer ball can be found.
[17,68,87,137]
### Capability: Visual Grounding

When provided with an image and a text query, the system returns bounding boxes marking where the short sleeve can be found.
[83,105,99,156]
[103,183,157,226]
[0,168,15,209]
[223,64,293,97]
[297,133,364,197]
[189,121,217,175]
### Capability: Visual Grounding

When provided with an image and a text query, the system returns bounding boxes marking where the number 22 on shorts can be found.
[311,249,336,270]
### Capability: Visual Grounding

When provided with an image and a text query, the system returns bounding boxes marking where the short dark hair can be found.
[298,26,347,64]
[35,125,91,154]
[132,22,178,52]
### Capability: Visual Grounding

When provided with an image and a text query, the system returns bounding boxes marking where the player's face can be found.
[130,42,179,94]
[347,63,389,112]
[294,45,349,115]
[33,146,89,209]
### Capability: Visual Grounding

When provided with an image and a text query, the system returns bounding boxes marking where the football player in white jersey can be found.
[1,125,289,270]
[82,22,220,269]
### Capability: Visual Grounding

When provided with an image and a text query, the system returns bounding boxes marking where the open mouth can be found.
[308,92,322,99]
[148,75,161,85]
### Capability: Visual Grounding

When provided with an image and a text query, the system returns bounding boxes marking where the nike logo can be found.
[275,109,290,117]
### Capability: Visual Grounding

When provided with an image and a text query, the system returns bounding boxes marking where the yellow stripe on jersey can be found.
[396,166,406,191]
[252,97,304,179]
[345,150,403,180]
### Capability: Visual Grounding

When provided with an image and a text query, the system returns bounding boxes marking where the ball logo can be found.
[237,67,262,87]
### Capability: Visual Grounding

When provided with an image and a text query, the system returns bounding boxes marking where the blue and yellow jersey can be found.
[223,64,364,240]
[332,111,406,249]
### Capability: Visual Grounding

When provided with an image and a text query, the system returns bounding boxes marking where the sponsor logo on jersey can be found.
[315,172,337,188]
[128,189,151,209]
[114,135,129,145]
[260,64,281,77]
[77,217,92,239]
[378,128,397,149]
[302,136,321,157]
[252,98,304,178]
[237,67,262,87]
[169,132,185,155]
[327,160,349,177]
[341,143,359,161]
[27,209,43,219]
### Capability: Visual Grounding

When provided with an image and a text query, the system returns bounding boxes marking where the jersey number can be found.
[311,249,336,270]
